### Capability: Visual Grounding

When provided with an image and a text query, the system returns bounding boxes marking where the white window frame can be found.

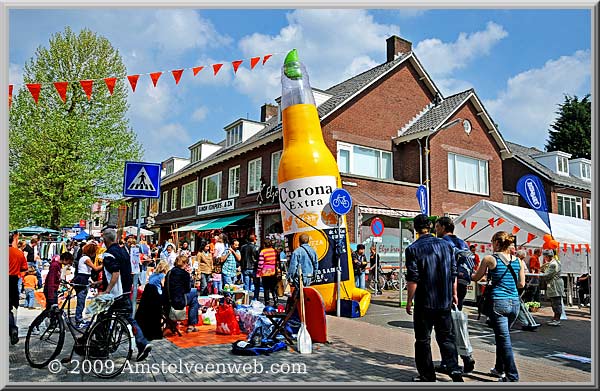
[161,191,168,213]
[171,188,178,211]
[226,124,243,147]
[447,152,490,196]
[557,194,582,219]
[336,141,392,180]
[140,199,147,218]
[228,166,240,198]
[581,163,591,180]
[202,172,222,204]
[247,157,262,194]
[191,147,201,163]
[165,161,174,176]
[557,156,569,175]
[181,180,198,209]
[271,151,282,187]
[586,199,591,219]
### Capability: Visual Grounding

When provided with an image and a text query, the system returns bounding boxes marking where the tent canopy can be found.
[123,226,154,236]
[171,218,217,233]
[15,226,61,236]
[72,230,90,241]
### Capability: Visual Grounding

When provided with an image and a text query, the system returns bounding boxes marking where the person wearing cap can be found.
[542,249,564,326]
[405,214,463,382]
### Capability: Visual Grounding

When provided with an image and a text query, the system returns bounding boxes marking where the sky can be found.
[9,8,592,163]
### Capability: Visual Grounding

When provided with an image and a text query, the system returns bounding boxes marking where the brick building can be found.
[126,35,515,263]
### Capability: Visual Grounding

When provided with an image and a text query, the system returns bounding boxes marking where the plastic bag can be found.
[451,305,473,357]
[216,304,241,335]
[203,308,217,325]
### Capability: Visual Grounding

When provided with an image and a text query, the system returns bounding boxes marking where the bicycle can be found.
[368,267,403,292]
[25,279,134,378]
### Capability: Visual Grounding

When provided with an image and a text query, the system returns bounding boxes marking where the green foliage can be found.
[9,27,142,230]
[545,95,591,160]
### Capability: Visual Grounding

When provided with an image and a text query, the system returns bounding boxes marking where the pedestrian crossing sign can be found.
[123,161,161,198]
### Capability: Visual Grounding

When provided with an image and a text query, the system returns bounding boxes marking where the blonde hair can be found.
[154,260,170,274]
[127,237,137,246]
[174,255,189,269]
[492,231,515,252]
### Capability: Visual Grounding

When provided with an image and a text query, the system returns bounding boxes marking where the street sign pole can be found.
[336,214,341,318]
[329,188,352,318]
[136,199,143,243]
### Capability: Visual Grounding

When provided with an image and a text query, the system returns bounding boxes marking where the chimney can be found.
[260,103,278,122]
[386,35,412,62]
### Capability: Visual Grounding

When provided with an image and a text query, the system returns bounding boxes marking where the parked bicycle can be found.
[25,279,134,378]
[367,267,404,292]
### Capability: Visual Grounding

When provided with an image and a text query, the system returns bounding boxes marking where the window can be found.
[248,158,262,194]
[581,163,591,180]
[191,147,201,163]
[557,194,582,219]
[448,153,489,195]
[140,199,148,218]
[161,191,168,213]
[557,156,569,175]
[171,188,178,211]
[226,124,242,147]
[181,180,198,208]
[202,172,222,203]
[165,161,174,176]
[337,142,392,180]
[271,151,282,186]
[228,166,240,198]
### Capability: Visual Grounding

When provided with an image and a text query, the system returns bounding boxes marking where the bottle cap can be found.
[284,49,302,80]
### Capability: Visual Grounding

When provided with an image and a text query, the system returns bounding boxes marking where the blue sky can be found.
[9,8,591,162]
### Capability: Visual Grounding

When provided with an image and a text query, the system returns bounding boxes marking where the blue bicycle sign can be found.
[329,188,353,215]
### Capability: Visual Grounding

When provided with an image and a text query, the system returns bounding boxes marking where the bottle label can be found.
[278,175,350,285]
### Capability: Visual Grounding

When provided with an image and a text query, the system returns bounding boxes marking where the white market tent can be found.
[453,200,591,274]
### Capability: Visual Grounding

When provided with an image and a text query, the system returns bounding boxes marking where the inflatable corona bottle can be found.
[278,49,371,315]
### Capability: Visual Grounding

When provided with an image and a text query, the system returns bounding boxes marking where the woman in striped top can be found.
[472,232,525,382]
[257,239,279,306]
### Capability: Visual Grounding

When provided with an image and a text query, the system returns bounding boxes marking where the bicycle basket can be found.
[83,294,115,319]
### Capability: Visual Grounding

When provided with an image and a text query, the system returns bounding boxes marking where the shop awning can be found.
[199,214,250,231]
[170,218,218,233]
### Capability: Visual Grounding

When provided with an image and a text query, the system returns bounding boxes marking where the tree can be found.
[9,27,143,230]
[545,94,591,160]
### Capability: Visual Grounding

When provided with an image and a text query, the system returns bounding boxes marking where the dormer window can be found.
[191,147,201,163]
[582,163,591,180]
[557,156,569,175]
[165,161,174,176]
[226,124,242,147]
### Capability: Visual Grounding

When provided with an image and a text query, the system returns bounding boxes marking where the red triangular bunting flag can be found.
[26,83,41,104]
[512,226,521,235]
[563,243,568,252]
[585,244,590,252]
[250,57,260,70]
[262,54,272,65]
[461,220,466,228]
[578,244,582,252]
[212,64,223,76]
[571,244,576,253]
[127,75,140,92]
[480,245,485,252]
[470,221,478,230]
[8,84,13,108]
[488,218,495,228]
[104,77,117,95]
[497,218,505,226]
[79,80,93,101]
[231,60,243,73]
[171,69,184,85]
[53,82,68,103]
[150,72,162,87]
[526,233,536,243]
[192,66,204,76]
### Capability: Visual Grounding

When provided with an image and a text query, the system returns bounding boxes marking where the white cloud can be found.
[144,123,192,161]
[235,9,400,103]
[191,106,209,122]
[414,21,508,78]
[9,63,23,85]
[435,78,474,96]
[396,9,427,19]
[129,81,179,123]
[484,50,591,148]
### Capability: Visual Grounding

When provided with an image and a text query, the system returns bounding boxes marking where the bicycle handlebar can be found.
[60,279,91,288]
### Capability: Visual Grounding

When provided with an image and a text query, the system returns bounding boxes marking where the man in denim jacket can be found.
[288,234,319,288]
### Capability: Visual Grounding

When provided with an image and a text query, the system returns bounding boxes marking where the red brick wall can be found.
[395,142,423,183]
[428,101,504,216]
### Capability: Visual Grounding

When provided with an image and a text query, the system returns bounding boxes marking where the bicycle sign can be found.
[329,188,353,215]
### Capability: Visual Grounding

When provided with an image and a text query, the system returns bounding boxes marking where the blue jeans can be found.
[355,271,365,290]
[200,273,211,296]
[24,289,35,308]
[75,288,88,323]
[490,298,520,382]
[185,288,200,326]
[212,280,222,294]
[242,270,254,292]
[223,274,235,286]
[18,278,23,294]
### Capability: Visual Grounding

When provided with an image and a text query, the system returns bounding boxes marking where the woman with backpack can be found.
[471,231,526,382]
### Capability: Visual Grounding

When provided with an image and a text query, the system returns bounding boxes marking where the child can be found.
[23,267,38,309]
[212,258,223,294]
[148,260,169,296]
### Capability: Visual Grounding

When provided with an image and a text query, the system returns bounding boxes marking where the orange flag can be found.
[571,244,576,253]
[250,57,260,70]
[212,64,223,76]
[232,60,243,73]
[26,84,41,104]
[470,221,478,230]
[585,244,590,253]
[80,80,94,101]
[497,218,505,226]
[563,243,568,252]
[127,75,140,92]
[53,82,68,103]
[262,54,272,65]
[8,84,13,108]
[526,233,536,243]
[488,218,495,228]
[171,69,184,85]
[192,66,204,76]
[512,226,521,235]
[150,72,162,87]
[104,77,117,95]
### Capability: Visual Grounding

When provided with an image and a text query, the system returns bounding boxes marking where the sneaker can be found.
[462,357,476,373]
[490,367,504,378]
[136,343,152,362]
[546,320,561,326]
[434,364,451,375]
[450,370,464,382]
[10,329,19,345]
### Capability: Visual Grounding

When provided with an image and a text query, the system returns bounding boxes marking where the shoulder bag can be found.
[477,254,518,319]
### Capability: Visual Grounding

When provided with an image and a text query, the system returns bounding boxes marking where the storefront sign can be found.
[257,180,279,205]
[197,199,235,216]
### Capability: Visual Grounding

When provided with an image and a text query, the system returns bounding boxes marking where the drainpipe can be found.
[417,139,423,185]
[424,131,432,215]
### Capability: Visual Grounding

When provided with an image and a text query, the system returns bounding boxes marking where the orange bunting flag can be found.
[53,82,68,103]
[497,218,505,226]
[104,77,117,95]
[150,72,162,87]
[571,244,576,253]
[127,75,140,92]
[8,84,13,108]
[250,56,260,70]
[212,64,223,76]
[563,243,568,252]
[171,69,184,85]
[192,66,204,76]
[461,220,466,228]
[585,244,590,253]
[512,226,521,235]
[262,54,272,65]
[526,233,536,243]
[578,244,582,253]
[80,80,94,101]
[488,218,495,228]
[26,83,42,104]
[232,60,243,73]
[470,221,478,230]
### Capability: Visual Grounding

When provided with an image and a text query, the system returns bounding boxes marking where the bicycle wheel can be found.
[85,315,133,378]
[25,309,65,368]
